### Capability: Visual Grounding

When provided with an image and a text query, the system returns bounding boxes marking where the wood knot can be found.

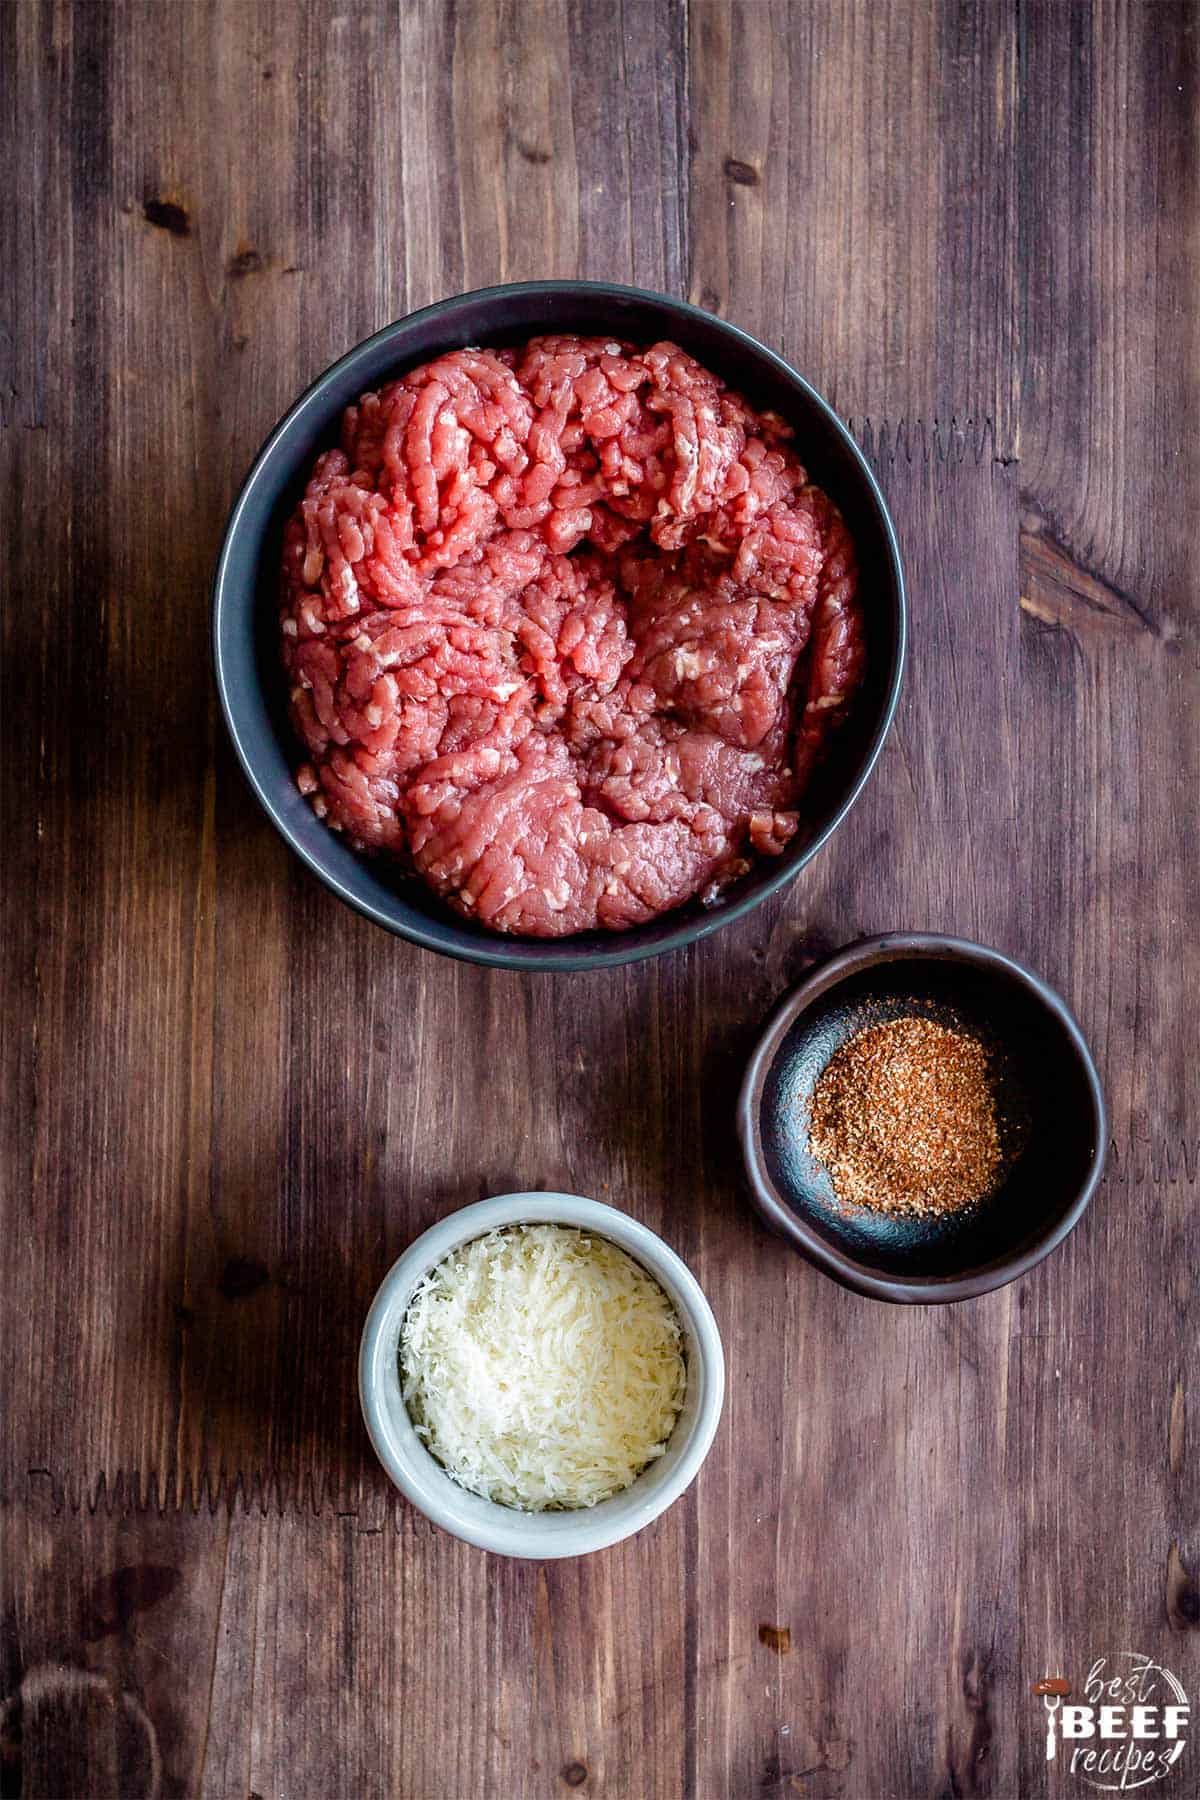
[514,138,553,165]
[723,156,760,186]
[218,1257,269,1299]
[142,196,190,237]
[1168,1544,1199,1630]
[227,247,264,278]
[560,1761,588,1787]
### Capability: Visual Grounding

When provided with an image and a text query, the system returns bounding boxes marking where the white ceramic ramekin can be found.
[359,1192,725,1558]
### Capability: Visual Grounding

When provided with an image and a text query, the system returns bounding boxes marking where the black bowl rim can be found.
[736,932,1108,1304]
[211,279,907,971]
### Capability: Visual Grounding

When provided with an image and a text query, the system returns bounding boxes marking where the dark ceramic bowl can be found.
[738,934,1107,1303]
[212,281,906,970]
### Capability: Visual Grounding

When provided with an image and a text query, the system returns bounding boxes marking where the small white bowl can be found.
[359,1191,725,1558]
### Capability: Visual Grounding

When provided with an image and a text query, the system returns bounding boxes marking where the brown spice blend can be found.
[807,1015,1003,1217]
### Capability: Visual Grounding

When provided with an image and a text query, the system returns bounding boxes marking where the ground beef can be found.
[280,337,865,937]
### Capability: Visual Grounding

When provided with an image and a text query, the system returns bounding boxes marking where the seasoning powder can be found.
[807,1016,1002,1217]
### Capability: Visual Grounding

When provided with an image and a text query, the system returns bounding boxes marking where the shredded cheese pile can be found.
[400,1224,687,1511]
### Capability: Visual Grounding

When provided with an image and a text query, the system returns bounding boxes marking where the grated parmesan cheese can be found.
[400,1225,686,1511]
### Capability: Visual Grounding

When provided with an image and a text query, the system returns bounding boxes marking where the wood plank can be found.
[2,1,1198,1796]
[686,0,1019,445]
[1012,3,1200,1792]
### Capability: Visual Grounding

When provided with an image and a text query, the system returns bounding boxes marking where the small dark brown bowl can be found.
[737,934,1107,1304]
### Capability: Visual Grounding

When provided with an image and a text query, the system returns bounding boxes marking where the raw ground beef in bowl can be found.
[280,335,866,939]
[213,282,905,969]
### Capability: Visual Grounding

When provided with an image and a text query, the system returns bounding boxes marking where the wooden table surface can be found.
[2,2,1197,1796]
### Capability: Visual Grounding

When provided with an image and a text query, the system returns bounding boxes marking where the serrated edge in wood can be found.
[850,417,1002,466]
[22,1467,395,1522]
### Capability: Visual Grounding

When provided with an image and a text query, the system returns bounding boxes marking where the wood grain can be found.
[1010,7,1200,1791]
[1,2,1197,1796]
[687,0,1018,443]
